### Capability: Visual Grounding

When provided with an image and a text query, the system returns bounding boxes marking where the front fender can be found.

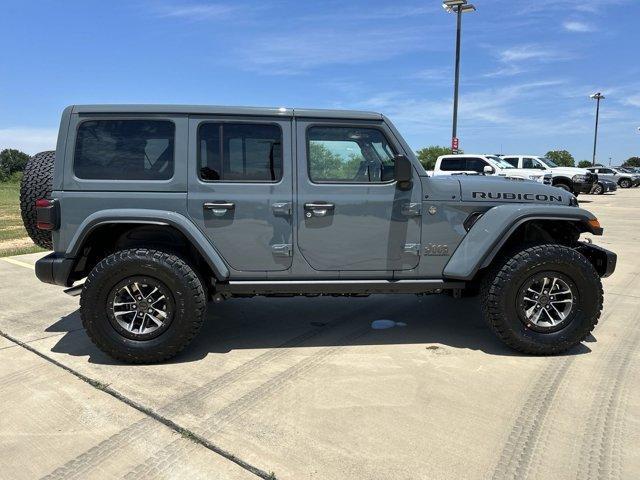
[66,209,230,280]
[443,204,600,281]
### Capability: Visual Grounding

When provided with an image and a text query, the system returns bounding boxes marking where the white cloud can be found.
[0,128,58,155]
[499,45,564,63]
[624,94,640,107]
[304,5,434,22]
[156,3,240,20]
[237,27,431,74]
[410,68,450,82]
[483,44,569,77]
[342,80,570,136]
[483,65,527,78]
[563,21,595,32]
[517,0,631,15]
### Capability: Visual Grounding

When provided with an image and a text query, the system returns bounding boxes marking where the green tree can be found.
[624,156,640,167]
[577,160,592,168]
[0,148,30,180]
[416,146,451,171]
[308,142,363,181]
[545,150,575,167]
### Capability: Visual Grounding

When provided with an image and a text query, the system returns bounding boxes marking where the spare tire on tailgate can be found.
[20,150,55,250]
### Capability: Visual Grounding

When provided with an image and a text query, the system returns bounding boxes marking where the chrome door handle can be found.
[304,202,335,218]
[203,201,235,217]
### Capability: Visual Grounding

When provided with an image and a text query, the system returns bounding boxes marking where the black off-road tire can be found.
[555,183,572,192]
[619,178,632,188]
[481,244,603,355]
[19,150,56,249]
[81,248,207,363]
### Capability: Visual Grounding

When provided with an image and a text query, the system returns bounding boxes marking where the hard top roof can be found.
[70,105,383,120]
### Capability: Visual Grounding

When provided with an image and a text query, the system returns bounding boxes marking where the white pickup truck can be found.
[433,154,552,185]
[500,155,596,195]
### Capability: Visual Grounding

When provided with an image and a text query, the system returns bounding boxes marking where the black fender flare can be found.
[443,204,601,281]
[65,209,230,280]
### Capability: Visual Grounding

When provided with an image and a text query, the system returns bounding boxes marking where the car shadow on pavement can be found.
[47,294,591,365]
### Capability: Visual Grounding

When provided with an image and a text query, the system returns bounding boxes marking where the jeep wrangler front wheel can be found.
[481,244,602,355]
[80,248,206,363]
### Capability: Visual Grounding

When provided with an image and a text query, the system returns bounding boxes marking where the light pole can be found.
[590,92,605,166]
[443,0,476,154]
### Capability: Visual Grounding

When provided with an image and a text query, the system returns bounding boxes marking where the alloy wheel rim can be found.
[108,277,174,339]
[518,274,575,332]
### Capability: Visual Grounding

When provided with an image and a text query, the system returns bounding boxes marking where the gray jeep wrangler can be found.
[21,105,617,363]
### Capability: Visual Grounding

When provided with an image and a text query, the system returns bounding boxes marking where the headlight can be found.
[572,174,587,182]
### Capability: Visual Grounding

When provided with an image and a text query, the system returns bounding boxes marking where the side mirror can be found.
[483,165,495,175]
[394,154,413,190]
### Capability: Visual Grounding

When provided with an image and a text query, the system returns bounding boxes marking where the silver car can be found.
[586,167,639,189]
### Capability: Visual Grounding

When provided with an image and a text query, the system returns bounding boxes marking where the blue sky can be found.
[1,0,639,162]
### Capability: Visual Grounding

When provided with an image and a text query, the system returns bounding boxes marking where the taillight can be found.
[36,198,59,230]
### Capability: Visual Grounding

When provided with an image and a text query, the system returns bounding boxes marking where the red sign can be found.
[451,137,459,151]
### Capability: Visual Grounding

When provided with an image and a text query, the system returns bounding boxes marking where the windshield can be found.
[486,155,515,169]
[538,157,559,168]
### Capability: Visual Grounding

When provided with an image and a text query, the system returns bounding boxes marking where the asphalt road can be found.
[1,189,639,480]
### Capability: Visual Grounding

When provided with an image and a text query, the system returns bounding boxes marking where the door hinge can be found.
[403,243,421,256]
[271,244,292,257]
[272,202,292,216]
[401,202,421,216]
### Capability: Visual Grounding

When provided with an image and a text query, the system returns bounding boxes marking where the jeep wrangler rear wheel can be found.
[19,150,55,249]
[81,248,206,363]
[481,244,602,355]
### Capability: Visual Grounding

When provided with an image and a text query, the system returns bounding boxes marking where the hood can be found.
[457,175,574,206]
[551,166,590,175]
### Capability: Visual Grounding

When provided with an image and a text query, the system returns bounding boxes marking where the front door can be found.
[295,120,422,272]
[187,117,293,272]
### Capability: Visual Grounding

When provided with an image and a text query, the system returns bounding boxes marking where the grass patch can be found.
[0,182,42,257]
[0,244,44,257]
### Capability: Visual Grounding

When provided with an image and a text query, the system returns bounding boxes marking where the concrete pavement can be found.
[1,189,639,479]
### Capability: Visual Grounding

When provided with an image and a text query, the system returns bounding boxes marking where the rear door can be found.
[295,119,422,272]
[187,116,293,272]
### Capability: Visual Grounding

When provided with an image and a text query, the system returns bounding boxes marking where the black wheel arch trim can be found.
[444,208,604,281]
[63,210,231,282]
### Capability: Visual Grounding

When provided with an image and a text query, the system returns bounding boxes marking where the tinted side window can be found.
[466,158,488,173]
[198,123,282,182]
[74,120,175,180]
[502,157,518,167]
[522,157,539,169]
[440,157,465,171]
[307,126,395,183]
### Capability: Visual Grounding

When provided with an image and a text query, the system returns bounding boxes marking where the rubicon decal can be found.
[472,192,563,202]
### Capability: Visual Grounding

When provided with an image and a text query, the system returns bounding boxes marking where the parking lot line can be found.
[1,257,35,270]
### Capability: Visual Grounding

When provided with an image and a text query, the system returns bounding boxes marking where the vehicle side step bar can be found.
[216,279,465,296]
